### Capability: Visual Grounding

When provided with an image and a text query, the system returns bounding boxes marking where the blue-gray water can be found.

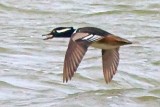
[0,0,160,107]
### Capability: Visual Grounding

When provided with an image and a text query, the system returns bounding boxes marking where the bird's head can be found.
[42,27,75,40]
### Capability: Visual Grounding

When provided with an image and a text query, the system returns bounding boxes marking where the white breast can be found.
[91,42,119,50]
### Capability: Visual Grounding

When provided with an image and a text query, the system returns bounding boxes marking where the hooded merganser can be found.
[42,27,132,83]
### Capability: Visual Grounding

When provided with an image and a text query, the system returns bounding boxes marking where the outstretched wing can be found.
[102,48,119,83]
[63,33,91,82]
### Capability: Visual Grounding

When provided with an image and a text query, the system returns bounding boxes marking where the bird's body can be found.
[42,27,132,84]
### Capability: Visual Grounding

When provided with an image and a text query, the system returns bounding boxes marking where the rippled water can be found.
[0,0,160,107]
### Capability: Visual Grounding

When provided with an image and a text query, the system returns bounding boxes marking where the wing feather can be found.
[63,33,90,82]
[102,48,119,83]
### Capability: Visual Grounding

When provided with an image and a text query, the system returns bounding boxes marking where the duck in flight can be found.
[42,27,132,83]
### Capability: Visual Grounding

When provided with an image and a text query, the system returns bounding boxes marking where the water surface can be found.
[0,0,160,107]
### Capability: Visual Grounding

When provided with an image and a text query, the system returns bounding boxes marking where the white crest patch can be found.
[82,34,102,42]
[56,28,71,33]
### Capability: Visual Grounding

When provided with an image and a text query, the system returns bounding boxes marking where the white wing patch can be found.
[82,34,94,40]
[56,28,71,33]
[82,34,102,42]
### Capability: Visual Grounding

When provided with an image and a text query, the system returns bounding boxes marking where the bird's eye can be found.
[52,30,55,33]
